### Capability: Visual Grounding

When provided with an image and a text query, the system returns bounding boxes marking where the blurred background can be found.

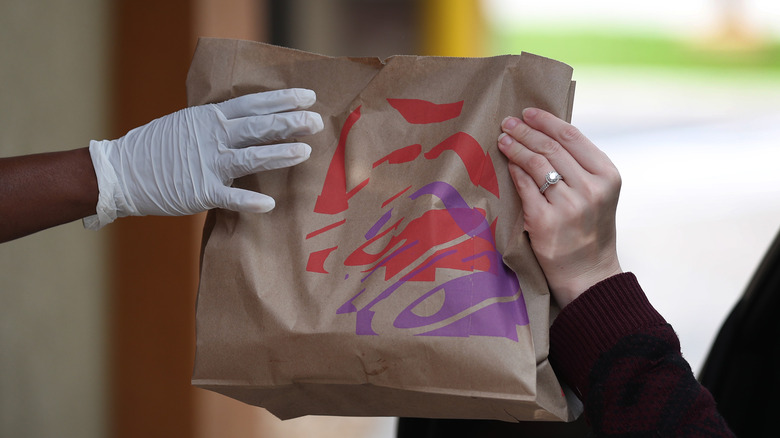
[1,0,778,437]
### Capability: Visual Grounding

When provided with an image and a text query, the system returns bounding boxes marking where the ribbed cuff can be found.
[549,272,666,400]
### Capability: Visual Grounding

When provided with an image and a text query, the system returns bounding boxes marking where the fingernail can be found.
[502,116,519,130]
[498,132,513,147]
[522,108,538,120]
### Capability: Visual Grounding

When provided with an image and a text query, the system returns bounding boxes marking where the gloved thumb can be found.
[213,186,276,213]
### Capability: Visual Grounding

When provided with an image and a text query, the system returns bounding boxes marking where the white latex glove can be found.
[84,88,323,230]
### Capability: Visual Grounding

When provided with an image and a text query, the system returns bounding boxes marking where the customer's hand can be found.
[497,108,623,307]
[85,88,323,230]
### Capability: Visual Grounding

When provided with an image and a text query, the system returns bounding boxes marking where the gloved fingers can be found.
[223,142,312,179]
[216,88,317,119]
[212,186,277,213]
[224,110,324,148]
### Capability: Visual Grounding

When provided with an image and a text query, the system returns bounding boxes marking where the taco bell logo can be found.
[304,98,529,341]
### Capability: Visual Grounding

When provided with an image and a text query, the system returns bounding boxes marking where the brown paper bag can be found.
[187,37,581,422]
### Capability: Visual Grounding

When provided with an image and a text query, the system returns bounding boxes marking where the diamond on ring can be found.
[539,171,563,194]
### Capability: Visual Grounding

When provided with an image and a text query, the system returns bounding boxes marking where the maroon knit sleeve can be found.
[549,273,735,436]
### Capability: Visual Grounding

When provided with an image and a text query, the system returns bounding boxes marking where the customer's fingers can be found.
[499,115,584,189]
[520,108,614,176]
[506,161,549,213]
[498,128,569,200]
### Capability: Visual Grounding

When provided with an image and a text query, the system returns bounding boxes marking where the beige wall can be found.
[0,1,109,437]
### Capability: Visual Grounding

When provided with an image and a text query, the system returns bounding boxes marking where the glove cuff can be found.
[83,139,131,230]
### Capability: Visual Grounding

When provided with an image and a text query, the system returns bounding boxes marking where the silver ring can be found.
[539,171,563,194]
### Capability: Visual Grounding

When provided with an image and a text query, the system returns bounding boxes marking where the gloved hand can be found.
[84,88,323,230]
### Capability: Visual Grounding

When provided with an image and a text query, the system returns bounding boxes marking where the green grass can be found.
[491,29,780,74]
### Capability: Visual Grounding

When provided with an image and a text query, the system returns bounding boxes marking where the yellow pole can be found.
[419,0,485,57]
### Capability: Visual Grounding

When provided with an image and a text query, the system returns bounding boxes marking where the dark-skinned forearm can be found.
[0,148,98,243]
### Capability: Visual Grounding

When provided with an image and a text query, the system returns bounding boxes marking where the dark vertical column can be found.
[109,1,200,437]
